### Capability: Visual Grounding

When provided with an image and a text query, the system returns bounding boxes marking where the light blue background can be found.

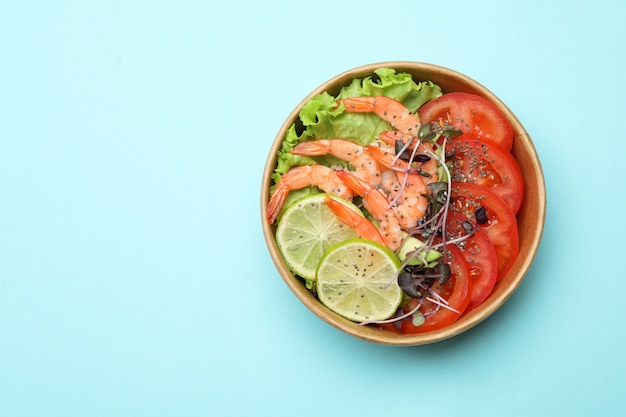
[1,1,625,416]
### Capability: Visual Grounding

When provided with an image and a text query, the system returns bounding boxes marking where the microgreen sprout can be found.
[368,131,478,329]
[429,120,463,140]
[437,263,452,285]
[385,134,426,210]
[366,123,479,329]
[359,299,424,328]
[418,123,437,142]
[475,206,488,225]
[362,267,460,328]
[394,139,412,161]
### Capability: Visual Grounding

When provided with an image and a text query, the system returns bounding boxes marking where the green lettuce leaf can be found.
[270,68,442,215]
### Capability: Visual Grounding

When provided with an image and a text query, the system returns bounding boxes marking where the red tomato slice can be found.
[399,244,471,334]
[450,137,524,214]
[419,92,514,151]
[450,182,519,281]
[445,210,498,311]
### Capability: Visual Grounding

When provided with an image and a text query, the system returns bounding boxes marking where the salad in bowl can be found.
[261,62,545,345]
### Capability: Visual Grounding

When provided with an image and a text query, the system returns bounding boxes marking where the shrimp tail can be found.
[336,96,376,112]
[335,169,369,196]
[291,141,329,156]
[267,185,288,224]
[379,130,408,145]
[324,196,385,245]
[338,96,421,136]
[364,145,394,167]
[336,169,403,251]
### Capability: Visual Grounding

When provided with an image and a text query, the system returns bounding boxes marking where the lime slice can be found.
[275,194,361,281]
[316,238,403,322]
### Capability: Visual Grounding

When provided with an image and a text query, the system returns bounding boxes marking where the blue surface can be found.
[1,1,625,416]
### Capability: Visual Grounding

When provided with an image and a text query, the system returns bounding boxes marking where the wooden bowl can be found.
[260,61,546,345]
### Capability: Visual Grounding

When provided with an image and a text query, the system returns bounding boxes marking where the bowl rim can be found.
[261,61,546,346]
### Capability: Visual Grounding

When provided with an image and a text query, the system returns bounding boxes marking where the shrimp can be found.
[336,170,403,251]
[267,165,353,224]
[367,137,395,153]
[290,139,383,186]
[337,96,421,136]
[378,130,439,184]
[376,169,424,230]
[365,145,430,230]
[323,195,385,246]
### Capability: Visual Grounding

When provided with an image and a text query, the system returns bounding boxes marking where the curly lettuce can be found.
[270,68,442,212]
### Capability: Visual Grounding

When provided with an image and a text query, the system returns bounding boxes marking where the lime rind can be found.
[315,238,402,323]
[275,194,363,281]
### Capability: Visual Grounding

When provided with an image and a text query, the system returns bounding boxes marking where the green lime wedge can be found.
[316,238,403,322]
[275,194,362,281]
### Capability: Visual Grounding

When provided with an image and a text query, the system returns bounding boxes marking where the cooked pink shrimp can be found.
[376,169,421,230]
[290,139,383,186]
[378,130,439,184]
[366,146,430,230]
[367,137,395,153]
[336,170,402,251]
[267,165,353,224]
[337,96,421,136]
[324,196,385,245]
